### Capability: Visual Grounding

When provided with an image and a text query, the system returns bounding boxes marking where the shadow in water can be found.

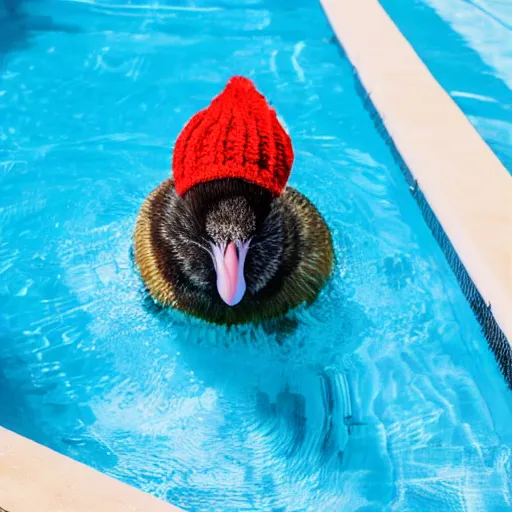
[0,0,81,68]
[142,278,371,485]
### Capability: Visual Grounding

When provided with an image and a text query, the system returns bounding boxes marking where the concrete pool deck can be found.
[321,0,512,347]
[0,427,182,512]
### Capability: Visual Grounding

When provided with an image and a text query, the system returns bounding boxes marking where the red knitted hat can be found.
[172,76,293,197]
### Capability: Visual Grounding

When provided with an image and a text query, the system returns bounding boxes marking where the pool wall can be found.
[321,0,512,383]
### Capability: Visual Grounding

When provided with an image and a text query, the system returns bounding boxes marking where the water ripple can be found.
[1,0,511,511]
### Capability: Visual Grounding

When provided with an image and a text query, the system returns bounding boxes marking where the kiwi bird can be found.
[133,76,333,325]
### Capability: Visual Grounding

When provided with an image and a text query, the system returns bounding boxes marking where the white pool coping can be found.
[0,427,182,512]
[320,0,512,343]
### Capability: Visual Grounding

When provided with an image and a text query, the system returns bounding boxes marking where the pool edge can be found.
[0,427,183,512]
[319,0,512,381]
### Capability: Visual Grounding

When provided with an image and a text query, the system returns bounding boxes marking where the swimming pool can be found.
[380,0,512,174]
[1,0,512,510]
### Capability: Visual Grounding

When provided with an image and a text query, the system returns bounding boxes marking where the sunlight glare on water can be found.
[1,0,512,510]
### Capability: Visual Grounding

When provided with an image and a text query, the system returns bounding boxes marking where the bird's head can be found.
[168,76,293,309]
[171,178,284,307]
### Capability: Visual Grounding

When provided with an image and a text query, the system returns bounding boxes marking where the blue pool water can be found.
[380,0,512,174]
[1,0,512,510]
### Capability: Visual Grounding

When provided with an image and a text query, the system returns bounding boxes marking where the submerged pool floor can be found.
[1,0,512,510]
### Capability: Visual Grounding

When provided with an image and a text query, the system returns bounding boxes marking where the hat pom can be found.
[172,76,293,196]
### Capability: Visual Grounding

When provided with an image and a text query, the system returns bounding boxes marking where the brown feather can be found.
[133,179,333,325]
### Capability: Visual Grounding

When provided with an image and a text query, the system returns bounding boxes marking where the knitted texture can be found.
[172,76,293,196]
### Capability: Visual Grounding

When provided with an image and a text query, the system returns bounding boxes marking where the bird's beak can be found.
[211,240,250,306]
